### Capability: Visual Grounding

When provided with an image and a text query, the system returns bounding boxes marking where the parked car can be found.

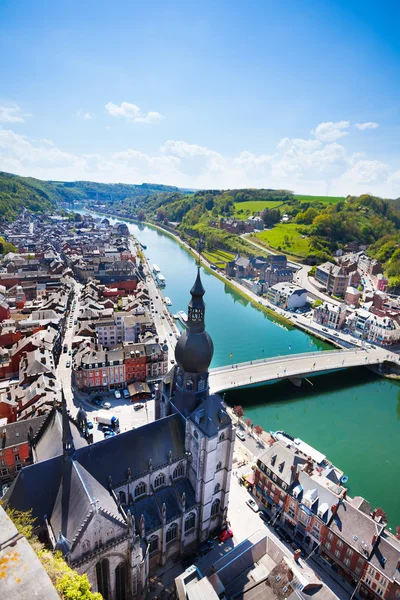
[91,398,102,407]
[274,525,292,543]
[218,528,233,543]
[104,430,115,439]
[236,431,246,442]
[246,498,259,512]
[86,421,93,430]
[259,510,269,522]
[68,350,72,355]
[114,390,121,399]
[169,332,173,336]
[123,389,130,399]
[199,540,214,556]
[103,401,112,410]
[66,361,71,368]
[134,403,144,411]
[322,327,328,332]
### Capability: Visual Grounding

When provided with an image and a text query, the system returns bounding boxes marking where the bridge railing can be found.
[209,348,359,374]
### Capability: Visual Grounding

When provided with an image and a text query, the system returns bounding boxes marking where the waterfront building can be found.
[313,301,347,330]
[345,286,361,307]
[266,282,307,310]
[5,270,234,600]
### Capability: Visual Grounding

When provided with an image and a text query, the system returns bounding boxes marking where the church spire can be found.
[61,390,74,457]
[187,267,206,334]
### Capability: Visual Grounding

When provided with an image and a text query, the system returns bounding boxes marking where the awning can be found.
[244,472,255,485]
[128,381,151,398]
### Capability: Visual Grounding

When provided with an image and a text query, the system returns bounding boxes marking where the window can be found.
[365,578,372,586]
[185,513,196,532]
[173,464,184,479]
[337,539,344,549]
[328,532,334,541]
[154,472,165,488]
[355,567,361,576]
[325,542,332,551]
[346,547,354,557]
[216,462,222,472]
[377,589,383,597]
[134,482,146,498]
[12,447,19,453]
[343,558,351,567]
[96,559,110,600]
[193,430,199,439]
[149,535,158,553]
[166,523,178,543]
[119,490,126,505]
[214,483,220,494]
[115,562,127,600]
[266,468,271,476]
[282,482,287,490]
[1,468,9,477]
[219,432,225,442]
[198,377,205,391]
[186,378,193,391]
[272,474,277,481]
[369,567,375,576]
[211,499,220,517]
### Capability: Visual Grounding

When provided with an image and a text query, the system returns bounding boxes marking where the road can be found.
[241,233,302,270]
[209,346,397,393]
[294,266,342,306]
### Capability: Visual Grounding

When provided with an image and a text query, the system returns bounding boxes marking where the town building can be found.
[315,262,349,298]
[313,301,347,330]
[266,282,307,310]
[345,286,361,307]
[5,270,235,600]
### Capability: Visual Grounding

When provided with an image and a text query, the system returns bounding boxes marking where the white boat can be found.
[152,264,161,273]
[157,273,166,287]
[164,297,172,306]
[173,313,179,320]
[177,311,188,326]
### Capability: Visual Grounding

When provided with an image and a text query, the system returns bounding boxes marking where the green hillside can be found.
[0,171,62,221]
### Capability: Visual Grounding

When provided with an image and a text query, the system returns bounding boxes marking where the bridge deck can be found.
[208,347,396,393]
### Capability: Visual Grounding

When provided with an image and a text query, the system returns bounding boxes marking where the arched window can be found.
[115,562,127,600]
[186,378,193,391]
[211,499,220,517]
[173,463,184,479]
[119,490,126,505]
[154,472,165,488]
[149,535,158,553]
[184,512,196,532]
[214,483,220,494]
[219,432,225,442]
[193,430,199,439]
[177,373,183,387]
[96,559,110,600]
[166,523,178,543]
[216,461,222,471]
[134,482,146,498]
[198,377,205,391]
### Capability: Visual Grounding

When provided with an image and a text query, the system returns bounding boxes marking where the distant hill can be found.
[0,171,180,221]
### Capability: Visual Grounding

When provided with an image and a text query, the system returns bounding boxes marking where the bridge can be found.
[208,347,398,393]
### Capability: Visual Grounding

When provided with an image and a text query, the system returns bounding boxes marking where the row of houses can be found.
[253,432,400,600]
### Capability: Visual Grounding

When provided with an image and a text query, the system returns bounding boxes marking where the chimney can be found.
[294,549,301,562]
[372,535,377,546]
[2,429,6,441]
[372,509,377,520]
[342,488,347,499]
[331,504,338,514]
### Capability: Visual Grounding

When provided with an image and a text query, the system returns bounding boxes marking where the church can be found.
[5,269,235,600]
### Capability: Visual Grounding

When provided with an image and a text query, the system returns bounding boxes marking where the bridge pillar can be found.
[288,377,303,388]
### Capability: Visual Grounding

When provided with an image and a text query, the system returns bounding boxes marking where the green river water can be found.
[88,214,400,529]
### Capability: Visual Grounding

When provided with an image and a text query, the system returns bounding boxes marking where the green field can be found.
[234,200,283,219]
[203,248,235,267]
[255,223,311,257]
[294,194,345,204]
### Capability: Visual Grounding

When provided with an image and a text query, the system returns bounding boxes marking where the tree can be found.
[312,299,323,308]
[233,405,244,420]
[137,209,146,221]
[253,425,263,436]
[245,418,252,428]
[156,208,167,222]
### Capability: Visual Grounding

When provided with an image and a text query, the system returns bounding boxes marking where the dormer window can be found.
[187,378,193,391]
[278,462,285,473]
[198,377,205,391]
[271,455,277,467]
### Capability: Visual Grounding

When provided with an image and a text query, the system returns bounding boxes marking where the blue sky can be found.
[0,0,399,196]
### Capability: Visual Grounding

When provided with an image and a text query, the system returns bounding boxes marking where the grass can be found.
[203,248,235,267]
[234,200,283,219]
[255,223,311,257]
[294,194,345,204]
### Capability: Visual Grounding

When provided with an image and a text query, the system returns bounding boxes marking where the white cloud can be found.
[312,120,350,142]
[76,110,93,120]
[0,121,399,197]
[105,101,163,124]
[355,122,379,131]
[0,103,31,123]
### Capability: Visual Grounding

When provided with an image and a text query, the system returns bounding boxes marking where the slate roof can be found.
[34,408,88,463]
[154,485,181,521]
[174,478,197,510]
[369,533,400,580]
[132,494,162,532]
[330,499,384,554]
[189,394,231,438]
[75,413,186,487]
[0,415,46,450]
[258,441,307,487]
[50,460,124,547]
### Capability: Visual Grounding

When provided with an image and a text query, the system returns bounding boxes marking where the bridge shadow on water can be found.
[224,367,384,409]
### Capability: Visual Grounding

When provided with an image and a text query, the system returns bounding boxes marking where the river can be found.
[84,211,400,529]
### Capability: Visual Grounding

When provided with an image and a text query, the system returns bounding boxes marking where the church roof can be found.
[34,408,88,463]
[133,494,162,532]
[75,413,186,487]
[173,478,197,510]
[189,394,231,437]
[154,485,181,521]
[50,460,124,549]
